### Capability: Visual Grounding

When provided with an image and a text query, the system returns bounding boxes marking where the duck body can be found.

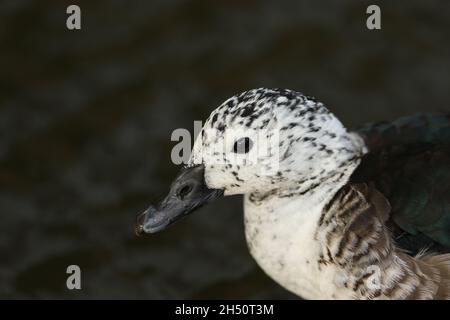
[245,112,450,299]
[137,88,450,299]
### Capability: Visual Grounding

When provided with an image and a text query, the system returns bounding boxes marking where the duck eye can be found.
[233,137,253,154]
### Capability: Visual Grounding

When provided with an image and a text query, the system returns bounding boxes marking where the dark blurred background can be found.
[0,0,449,299]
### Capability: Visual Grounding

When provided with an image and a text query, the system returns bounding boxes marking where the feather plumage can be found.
[319,183,450,299]
[352,113,450,253]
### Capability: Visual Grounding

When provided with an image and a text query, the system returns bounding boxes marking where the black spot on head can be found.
[201,130,208,141]
[296,109,308,117]
[245,114,260,127]
[211,113,219,126]
[231,171,244,182]
[241,103,256,117]
[260,118,270,129]
[281,122,299,131]
[226,100,236,109]
[217,123,226,132]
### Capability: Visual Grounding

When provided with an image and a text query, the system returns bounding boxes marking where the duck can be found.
[135,88,450,300]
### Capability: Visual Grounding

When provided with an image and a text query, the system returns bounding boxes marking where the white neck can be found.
[243,159,360,299]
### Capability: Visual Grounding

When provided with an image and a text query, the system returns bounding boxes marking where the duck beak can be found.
[135,164,223,235]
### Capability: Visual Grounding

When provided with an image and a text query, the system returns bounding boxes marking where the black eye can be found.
[233,137,253,154]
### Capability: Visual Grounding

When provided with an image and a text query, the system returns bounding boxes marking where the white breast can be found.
[243,195,354,300]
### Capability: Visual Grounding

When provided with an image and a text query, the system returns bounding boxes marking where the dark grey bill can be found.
[135,164,223,235]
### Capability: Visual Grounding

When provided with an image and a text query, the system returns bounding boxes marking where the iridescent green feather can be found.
[352,113,450,253]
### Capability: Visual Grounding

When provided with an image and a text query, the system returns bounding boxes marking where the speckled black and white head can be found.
[136,88,367,234]
[189,88,366,199]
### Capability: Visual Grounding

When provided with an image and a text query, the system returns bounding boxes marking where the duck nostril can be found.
[177,184,193,199]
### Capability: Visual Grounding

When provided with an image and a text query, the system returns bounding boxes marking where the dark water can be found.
[0,0,449,299]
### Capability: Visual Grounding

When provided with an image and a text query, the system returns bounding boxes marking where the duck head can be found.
[135,88,366,235]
